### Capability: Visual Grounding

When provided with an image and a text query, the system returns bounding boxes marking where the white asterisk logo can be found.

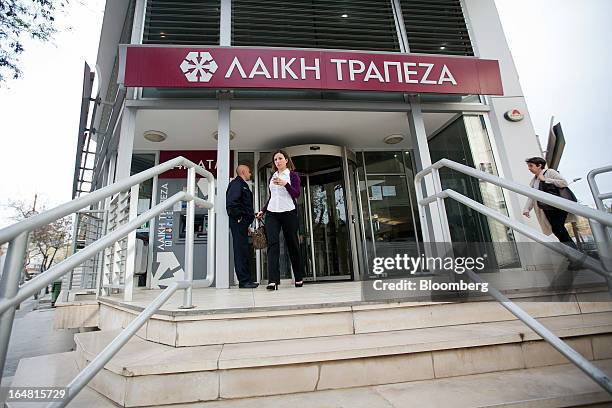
[179,51,218,83]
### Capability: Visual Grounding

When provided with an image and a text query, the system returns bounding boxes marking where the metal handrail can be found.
[0,156,208,244]
[0,156,216,384]
[415,158,612,394]
[428,189,610,279]
[415,159,612,230]
[588,164,612,212]
[49,281,190,408]
[0,192,184,316]
[586,164,612,290]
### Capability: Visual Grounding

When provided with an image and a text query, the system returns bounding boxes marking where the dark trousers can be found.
[229,218,252,285]
[543,208,576,248]
[266,209,304,284]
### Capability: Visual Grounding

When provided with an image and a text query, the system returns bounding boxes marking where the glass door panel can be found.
[308,169,352,280]
[367,174,420,276]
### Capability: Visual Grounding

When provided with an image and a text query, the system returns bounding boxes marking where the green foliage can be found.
[0,0,67,83]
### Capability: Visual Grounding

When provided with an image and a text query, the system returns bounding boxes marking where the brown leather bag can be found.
[252,219,267,250]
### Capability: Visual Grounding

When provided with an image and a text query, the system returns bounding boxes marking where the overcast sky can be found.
[0,1,611,228]
[494,0,612,207]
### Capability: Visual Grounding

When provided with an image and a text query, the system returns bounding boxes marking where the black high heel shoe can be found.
[294,281,303,288]
[266,283,278,291]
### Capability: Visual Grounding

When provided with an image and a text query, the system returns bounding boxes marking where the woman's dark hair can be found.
[271,149,296,172]
[525,157,547,169]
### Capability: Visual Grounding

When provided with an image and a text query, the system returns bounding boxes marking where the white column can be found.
[220,0,232,46]
[217,1,231,288]
[215,97,231,288]
[130,0,146,44]
[407,96,447,243]
[130,0,146,100]
[114,107,136,181]
[114,107,137,298]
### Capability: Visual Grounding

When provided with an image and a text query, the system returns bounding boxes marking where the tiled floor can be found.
[100,276,612,315]
[102,281,370,313]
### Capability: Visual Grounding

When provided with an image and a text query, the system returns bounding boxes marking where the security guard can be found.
[226,164,259,288]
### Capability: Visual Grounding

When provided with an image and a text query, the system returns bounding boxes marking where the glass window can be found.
[130,154,156,233]
[131,154,156,201]
[232,0,400,52]
[428,115,520,268]
[141,88,218,99]
[237,152,255,173]
[399,0,474,56]
[364,151,405,174]
[143,0,220,45]
[367,175,417,242]
[356,150,421,275]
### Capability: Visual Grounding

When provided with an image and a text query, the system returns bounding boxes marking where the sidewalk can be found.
[1,297,76,384]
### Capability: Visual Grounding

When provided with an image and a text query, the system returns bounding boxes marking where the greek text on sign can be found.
[121,46,503,95]
[224,56,457,85]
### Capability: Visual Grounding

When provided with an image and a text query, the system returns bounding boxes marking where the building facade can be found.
[75,0,546,290]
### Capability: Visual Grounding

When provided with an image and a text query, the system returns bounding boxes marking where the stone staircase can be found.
[7,291,612,407]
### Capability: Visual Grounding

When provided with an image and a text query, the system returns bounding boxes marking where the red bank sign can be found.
[120,46,503,95]
[159,150,234,179]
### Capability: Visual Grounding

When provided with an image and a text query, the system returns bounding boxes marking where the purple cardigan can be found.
[262,170,301,213]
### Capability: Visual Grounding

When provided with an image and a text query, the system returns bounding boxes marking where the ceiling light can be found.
[212,130,236,140]
[341,14,348,18]
[440,46,446,50]
[143,130,167,143]
[384,134,404,145]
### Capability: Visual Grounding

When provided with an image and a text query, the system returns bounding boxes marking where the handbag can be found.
[537,170,578,210]
[252,219,267,250]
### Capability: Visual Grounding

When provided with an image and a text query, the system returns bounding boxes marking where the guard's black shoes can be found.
[239,282,259,289]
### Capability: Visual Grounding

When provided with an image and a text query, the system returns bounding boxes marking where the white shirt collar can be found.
[277,168,290,176]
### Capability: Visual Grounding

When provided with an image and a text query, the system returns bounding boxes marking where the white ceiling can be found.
[134,110,219,151]
[231,110,413,150]
[133,109,456,151]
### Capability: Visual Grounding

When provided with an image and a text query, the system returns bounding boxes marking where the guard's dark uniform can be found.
[226,177,255,285]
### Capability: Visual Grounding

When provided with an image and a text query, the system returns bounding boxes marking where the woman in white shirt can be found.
[256,150,304,290]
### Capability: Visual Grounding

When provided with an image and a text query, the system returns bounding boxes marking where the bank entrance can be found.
[258,145,359,282]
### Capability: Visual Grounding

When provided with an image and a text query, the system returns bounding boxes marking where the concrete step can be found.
[72,311,612,406]
[9,352,612,407]
[6,351,116,408]
[152,359,612,408]
[97,295,612,347]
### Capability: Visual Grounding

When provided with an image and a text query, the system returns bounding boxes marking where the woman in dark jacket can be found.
[256,150,304,290]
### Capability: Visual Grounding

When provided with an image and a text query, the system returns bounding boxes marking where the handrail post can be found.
[180,167,196,309]
[0,232,28,378]
[63,212,80,302]
[587,165,612,295]
[95,209,109,298]
[589,219,612,296]
[431,168,452,244]
[430,168,454,265]
[124,184,140,302]
[207,177,216,288]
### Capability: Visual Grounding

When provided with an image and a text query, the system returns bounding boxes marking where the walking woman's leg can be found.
[543,209,576,247]
[266,212,282,284]
[281,210,304,282]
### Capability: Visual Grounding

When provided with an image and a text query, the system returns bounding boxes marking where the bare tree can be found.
[6,196,72,279]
